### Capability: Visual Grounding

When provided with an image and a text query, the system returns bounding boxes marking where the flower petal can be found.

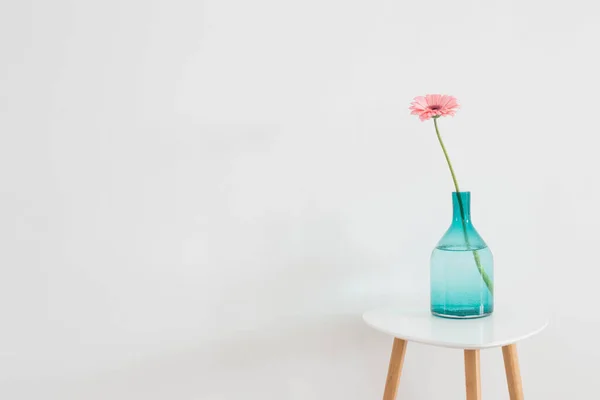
[409,94,460,120]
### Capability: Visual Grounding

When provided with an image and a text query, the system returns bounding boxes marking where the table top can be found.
[363,306,548,350]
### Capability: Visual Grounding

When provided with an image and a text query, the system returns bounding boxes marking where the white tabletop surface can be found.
[363,305,548,349]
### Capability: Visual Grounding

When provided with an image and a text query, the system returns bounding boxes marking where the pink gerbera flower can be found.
[409,94,460,121]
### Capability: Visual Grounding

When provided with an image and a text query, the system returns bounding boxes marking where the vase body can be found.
[430,192,494,319]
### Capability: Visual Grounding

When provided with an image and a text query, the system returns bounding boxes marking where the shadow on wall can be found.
[5,317,421,400]
[2,121,425,399]
[179,120,418,332]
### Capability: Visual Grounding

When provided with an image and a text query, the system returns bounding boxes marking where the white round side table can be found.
[363,306,548,400]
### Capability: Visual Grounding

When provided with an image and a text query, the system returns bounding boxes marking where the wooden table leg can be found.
[382,338,408,400]
[464,350,481,400]
[502,344,524,400]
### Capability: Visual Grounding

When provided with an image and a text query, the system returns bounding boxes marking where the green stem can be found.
[433,117,494,295]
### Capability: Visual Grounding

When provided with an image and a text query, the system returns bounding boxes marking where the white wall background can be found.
[1,0,598,399]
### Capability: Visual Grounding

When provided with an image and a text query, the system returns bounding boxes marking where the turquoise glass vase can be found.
[430,192,494,319]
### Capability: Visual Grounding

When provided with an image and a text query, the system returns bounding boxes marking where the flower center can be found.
[429,105,441,110]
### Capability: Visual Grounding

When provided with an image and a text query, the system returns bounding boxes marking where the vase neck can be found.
[452,191,471,224]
